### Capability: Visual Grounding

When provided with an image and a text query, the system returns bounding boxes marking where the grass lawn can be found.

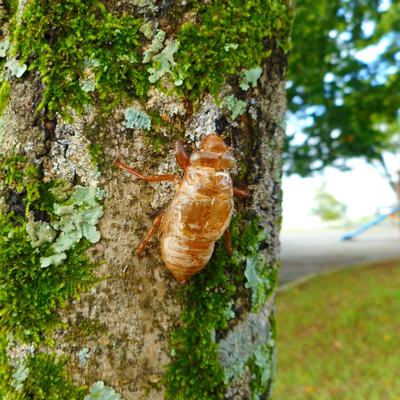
[274,258,400,400]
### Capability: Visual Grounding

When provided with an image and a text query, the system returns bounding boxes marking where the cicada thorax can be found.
[159,165,234,282]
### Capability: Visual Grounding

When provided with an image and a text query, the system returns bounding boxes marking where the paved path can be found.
[279,223,400,284]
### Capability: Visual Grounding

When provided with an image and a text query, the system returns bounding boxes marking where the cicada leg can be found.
[224,229,233,256]
[116,159,178,182]
[174,138,191,170]
[233,186,251,198]
[136,213,164,259]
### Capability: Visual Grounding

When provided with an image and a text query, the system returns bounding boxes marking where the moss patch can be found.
[176,0,293,99]
[0,80,10,115]
[0,339,87,400]
[164,217,276,399]
[0,156,98,344]
[13,0,148,121]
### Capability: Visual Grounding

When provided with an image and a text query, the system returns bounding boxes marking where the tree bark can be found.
[0,1,292,399]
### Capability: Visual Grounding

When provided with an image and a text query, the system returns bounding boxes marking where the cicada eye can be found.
[218,153,236,168]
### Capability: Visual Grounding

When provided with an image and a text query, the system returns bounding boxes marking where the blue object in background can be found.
[342,206,399,241]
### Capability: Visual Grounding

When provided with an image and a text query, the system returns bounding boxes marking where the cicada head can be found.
[200,133,228,153]
[190,133,236,169]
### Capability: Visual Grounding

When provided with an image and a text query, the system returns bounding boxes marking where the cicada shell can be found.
[116,133,250,282]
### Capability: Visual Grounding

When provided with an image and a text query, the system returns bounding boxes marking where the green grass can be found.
[274,258,400,400]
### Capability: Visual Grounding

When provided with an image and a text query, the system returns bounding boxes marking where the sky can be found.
[281,155,398,230]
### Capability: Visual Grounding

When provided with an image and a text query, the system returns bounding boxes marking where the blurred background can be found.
[275,0,400,398]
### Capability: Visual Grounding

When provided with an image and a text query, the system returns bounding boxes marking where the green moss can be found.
[86,144,104,166]
[164,216,276,399]
[0,340,87,400]
[66,318,107,342]
[9,0,292,119]
[176,0,293,99]
[0,156,99,344]
[0,336,13,397]
[3,0,19,17]
[0,212,97,344]
[13,0,148,121]
[0,80,10,116]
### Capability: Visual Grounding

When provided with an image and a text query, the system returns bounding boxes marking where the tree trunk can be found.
[0,1,293,399]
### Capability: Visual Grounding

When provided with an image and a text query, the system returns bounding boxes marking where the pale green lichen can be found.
[78,348,90,366]
[224,300,235,321]
[0,39,10,57]
[140,21,155,39]
[239,67,263,91]
[244,230,274,312]
[6,59,27,78]
[219,308,271,384]
[148,41,182,85]
[253,345,272,387]
[143,29,165,63]
[11,359,29,391]
[123,108,151,130]
[81,80,96,93]
[245,254,270,301]
[26,212,57,248]
[40,186,104,268]
[224,95,247,119]
[142,31,183,86]
[85,381,125,400]
[83,57,101,69]
[48,181,74,201]
[92,165,102,180]
[5,337,35,393]
[224,43,238,52]
[117,54,136,64]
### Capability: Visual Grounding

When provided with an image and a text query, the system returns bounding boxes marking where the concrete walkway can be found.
[279,223,400,284]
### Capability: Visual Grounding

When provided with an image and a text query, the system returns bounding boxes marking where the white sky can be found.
[282,155,399,229]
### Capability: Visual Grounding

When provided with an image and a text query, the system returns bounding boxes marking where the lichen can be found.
[239,67,263,91]
[0,337,87,399]
[185,94,222,144]
[143,29,165,63]
[26,211,57,248]
[85,381,125,400]
[148,41,183,85]
[0,156,99,344]
[78,348,90,366]
[219,298,274,386]
[139,21,154,39]
[243,230,279,313]
[5,337,35,392]
[123,108,152,130]
[40,185,104,268]
[81,80,96,93]
[44,116,100,185]
[247,313,277,399]
[223,95,247,120]
[6,59,27,78]
[0,38,10,57]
